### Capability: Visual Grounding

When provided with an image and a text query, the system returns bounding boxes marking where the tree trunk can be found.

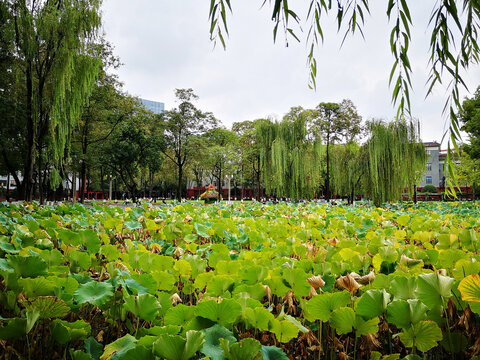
[325,135,330,201]
[72,170,76,203]
[80,159,86,203]
[413,184,417,204]
[24,64,35,201]
[177,164,183,201]
[38,147,44,205]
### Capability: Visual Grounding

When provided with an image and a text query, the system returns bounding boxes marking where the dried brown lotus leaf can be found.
[183,215,193,224]
[354,270,375,285]
[307,286,317,299]
[400,254,423,267]
[307,275,325,289]
[328,237,339,246]
[263,284,272,303]
[336,274,361,293]
[170,293,182,306]
[174,247,184,257]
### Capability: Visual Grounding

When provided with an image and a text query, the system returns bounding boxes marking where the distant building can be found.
[420,142,441,187]
[139,98,164,114]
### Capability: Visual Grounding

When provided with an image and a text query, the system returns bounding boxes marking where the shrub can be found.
[422,185,438,193]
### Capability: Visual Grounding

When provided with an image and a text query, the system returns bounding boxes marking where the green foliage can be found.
[421,185,438,194]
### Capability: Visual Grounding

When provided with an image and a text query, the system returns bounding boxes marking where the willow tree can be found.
[257,108,322,200]
[310,100,362,200]
[365,119,426,206]
[330,142,367,204]
[6,0,102,201]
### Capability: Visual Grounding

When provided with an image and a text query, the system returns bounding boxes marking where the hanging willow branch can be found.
[365,118,426,206]
[257,110,322,200]
[208,1,480,188]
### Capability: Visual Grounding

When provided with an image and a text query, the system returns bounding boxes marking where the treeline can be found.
[0,1,427,206]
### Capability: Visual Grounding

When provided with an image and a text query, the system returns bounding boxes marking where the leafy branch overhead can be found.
[208,0,480,186]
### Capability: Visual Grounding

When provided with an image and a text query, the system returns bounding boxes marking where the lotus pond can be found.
[1,201,480,360]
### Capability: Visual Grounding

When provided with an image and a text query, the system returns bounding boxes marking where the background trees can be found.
[160,89,217,201]
[6,0,102,201]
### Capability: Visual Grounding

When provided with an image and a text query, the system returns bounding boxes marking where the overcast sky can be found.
[101,1,480,146]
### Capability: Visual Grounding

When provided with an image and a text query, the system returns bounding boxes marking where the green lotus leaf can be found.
[269,319,299,343]
[174,259,192,276]
[194,223,210,238]
[330,307,355,335]
[355,289,390,319]
[0,258,14,272]
[69,350,94,360]
[0,318,27,339]
[79,229,101,255]
[303,291,350,322]
[100,334,137,360]
[57,228,81,246]
[146,325,181,336]
[195,299,241,327]
[399,320,442,352]
[164,304,196,326]
[18,277,56,297]
[276,307,309,333]
[205,275,236,297]
[124,220,142,231]
[123,293,161,321]
[84,336,103,360]
[100,245,120,262]
[282,268,311,297]
[39,249,64,266]
[244,306,274,331]
[152,330,205,360]
[260,346,289,360]
[354,315,379,337]
[232,283,266,301]
[25,309,40,333]
[241,265,267,285]
[389,276,416,300]
[415,273,454,309]
[219,337,262,360]
[458,274,480,302]
[386,299,427,329]
[51,319,91,344]
[0,241,19,254]
[24,296,70,319]
[68,250,92,272]
[112,346,154,360]
[152,270,177,292]
[74,281,114,306]
[7,255,48,277]
[201,324,237,360]
[263,276,291,297]
[156,291,173,318]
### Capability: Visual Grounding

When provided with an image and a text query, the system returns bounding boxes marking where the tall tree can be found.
[330,142,367,204]
[257,109,322,200]
[0,2,24,192]
[7,0,102,201]
[311,99,362,200]
[365,119,426,206]
[233,119,269,200]
[459,86,480,159]
[205,128,239,199]
[160,89,217,201]
[72,41,133,203]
